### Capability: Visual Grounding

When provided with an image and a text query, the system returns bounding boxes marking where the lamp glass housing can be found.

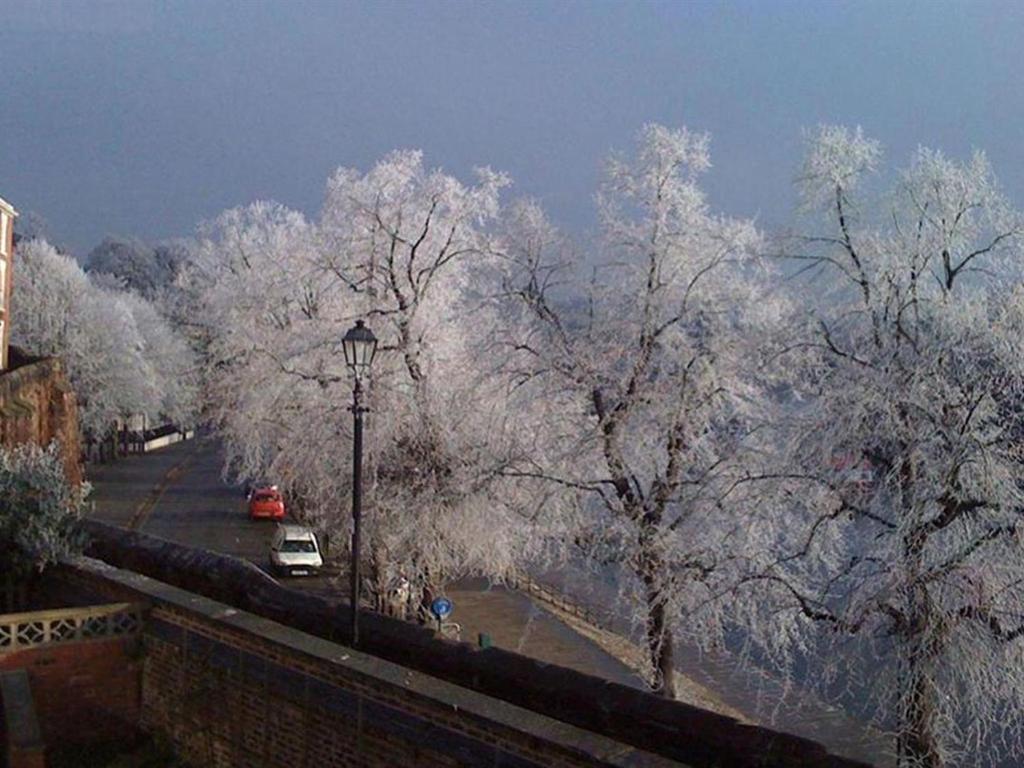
[342,319,378,377]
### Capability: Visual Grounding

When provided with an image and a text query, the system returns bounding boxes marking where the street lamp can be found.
[342,319,377,646]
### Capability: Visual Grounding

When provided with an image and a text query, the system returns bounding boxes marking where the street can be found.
[88,437,298,574]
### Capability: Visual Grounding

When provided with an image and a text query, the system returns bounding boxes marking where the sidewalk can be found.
[447,578,642,690]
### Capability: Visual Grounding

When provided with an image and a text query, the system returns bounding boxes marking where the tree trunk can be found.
[646,597,677,699]
[641,552,676,699]
[418,579,436,624]
[366,542,386,613]
[896,456,941,767]
[897,648,942,768]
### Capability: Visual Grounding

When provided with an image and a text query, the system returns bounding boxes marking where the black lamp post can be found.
[342,319,377,646]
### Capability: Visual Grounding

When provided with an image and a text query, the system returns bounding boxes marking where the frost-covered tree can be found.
[191,153,534,610]
[495,125,775,697]
[11,238,199,442]
[319,153,529,605]
[741,126,1024,766]
[186,201,331,483]
[0,443,87,578]
[85,235,185,297]
[121,292,200,429]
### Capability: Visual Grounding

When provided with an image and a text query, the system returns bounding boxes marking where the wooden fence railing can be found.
[0,602,145,653]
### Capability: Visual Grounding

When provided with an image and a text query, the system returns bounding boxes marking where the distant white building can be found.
[0,195,18,371]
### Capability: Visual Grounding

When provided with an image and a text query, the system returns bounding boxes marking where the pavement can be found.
[446,578,642,687]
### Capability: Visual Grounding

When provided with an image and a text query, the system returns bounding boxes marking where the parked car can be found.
[248,486,285,520]
[269,524,323,577]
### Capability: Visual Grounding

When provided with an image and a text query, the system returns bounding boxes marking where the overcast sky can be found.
[2,0,1023,256]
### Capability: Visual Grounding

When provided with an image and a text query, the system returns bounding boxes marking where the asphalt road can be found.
[137,438,281,565]
[86,436,343,597]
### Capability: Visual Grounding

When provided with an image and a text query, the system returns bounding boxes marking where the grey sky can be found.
[2,0,1023,256]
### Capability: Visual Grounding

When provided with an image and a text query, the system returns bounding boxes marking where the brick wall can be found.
[141,605,627,768]
[0,347,81,485]
[0,637,142,749]
[1,669,47,768]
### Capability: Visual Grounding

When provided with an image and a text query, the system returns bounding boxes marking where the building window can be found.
[0,212,7,256]
[0,259,5,310]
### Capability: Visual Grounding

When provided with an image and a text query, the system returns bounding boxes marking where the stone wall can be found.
[0,346,81,485]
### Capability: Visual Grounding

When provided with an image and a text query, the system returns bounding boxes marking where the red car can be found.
[248,486,285,520]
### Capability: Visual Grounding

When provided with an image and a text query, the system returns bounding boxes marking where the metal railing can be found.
[0,601,145,652]
[508,572,617,633]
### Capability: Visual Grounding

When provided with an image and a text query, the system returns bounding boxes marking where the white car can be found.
[269,524,323,577]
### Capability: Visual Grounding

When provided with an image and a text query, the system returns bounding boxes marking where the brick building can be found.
[0,195,17,371]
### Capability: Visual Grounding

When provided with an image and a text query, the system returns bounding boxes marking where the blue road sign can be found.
[430,597,453,619]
